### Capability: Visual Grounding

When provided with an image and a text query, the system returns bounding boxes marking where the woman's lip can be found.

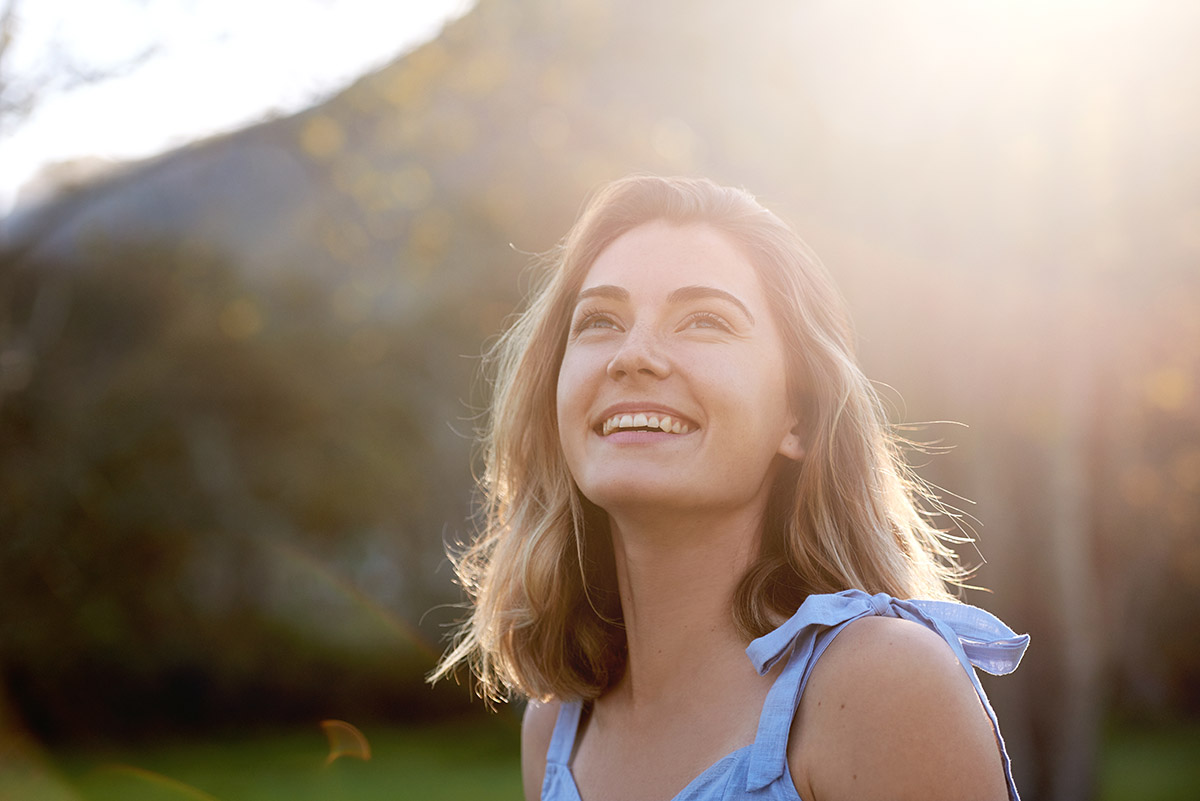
[600,428,689,443]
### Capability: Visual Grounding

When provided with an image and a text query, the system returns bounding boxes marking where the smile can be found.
[600,413,691,436]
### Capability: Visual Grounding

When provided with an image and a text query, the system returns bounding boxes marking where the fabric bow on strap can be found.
[743,589,1030,795]
[746,588,1029,677]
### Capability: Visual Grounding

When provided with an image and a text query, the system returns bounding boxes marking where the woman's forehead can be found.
[578,221,766,304]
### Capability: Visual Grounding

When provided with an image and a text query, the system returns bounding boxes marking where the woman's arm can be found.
[789,615,1010,801]
[521,699,559,801]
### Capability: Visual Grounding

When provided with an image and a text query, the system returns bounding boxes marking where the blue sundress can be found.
[541,589,1030,800]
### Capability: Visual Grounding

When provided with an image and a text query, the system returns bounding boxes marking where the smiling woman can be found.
[431,175,1029,801]
[556,222,801,520]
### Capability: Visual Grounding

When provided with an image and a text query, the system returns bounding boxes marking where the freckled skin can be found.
[556,221,804,518]
[788,616,1010,800]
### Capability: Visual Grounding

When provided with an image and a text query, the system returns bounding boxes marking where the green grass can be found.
[8,716,1198,801]
[1099,720,1200,801]
[27,718,523,801]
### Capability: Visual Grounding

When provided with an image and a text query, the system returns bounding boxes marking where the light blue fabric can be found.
[541,589,1029,801]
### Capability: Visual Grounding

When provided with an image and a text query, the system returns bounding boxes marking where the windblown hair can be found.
[431,175,967,704]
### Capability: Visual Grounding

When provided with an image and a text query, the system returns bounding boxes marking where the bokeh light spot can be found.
[448,48,510,95]
[408,207,453,266]
[299,115,345,161]
[218,297,264,340]
[1144,366,1191,411]
[379,69,424,107]
[389,164,434,210]
[481,180,526,229]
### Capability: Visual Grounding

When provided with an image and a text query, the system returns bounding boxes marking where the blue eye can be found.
[571,309,619,335]
[683,311,732,332]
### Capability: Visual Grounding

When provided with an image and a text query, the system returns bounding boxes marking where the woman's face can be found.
[556,221,804,520]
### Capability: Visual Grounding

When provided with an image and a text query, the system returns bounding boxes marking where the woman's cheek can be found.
[556,350,594,438]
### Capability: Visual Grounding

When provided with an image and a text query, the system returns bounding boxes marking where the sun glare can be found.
[0,0,473,213]
[793,0,1177,147]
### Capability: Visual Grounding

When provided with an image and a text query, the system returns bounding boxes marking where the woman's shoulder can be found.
[788,613,1010,800]
[521,699,561,801]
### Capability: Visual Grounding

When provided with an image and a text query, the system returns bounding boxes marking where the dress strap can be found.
[743,590,1030,796]
[545,699,585,767]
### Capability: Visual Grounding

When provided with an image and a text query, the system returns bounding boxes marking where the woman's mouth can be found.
[599,413,692,436]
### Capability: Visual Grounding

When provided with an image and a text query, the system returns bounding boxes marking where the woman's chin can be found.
[578,477,692,515]
[577,475,753,522]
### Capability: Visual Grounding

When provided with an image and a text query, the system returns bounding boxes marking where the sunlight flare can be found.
[321,719,372,764]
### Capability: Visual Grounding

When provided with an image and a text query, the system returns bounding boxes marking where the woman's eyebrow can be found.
[575,285,629,304]
[667,285,754,324]
[573,284,754,325]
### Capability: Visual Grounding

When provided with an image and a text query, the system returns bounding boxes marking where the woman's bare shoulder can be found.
[521,699,560,801]
[789,614,1008,801]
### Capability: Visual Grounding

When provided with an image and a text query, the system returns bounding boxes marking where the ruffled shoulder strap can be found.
[743,589,1029,798]
[546,699,584,767]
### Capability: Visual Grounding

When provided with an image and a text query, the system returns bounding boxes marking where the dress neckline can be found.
[551,731,760,801]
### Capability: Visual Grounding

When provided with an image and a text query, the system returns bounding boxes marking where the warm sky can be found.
[0,0,471,215]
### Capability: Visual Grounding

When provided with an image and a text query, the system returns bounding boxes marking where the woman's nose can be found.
[606,326,671,380]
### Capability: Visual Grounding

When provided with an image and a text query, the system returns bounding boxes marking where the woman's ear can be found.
[777,419,806,461]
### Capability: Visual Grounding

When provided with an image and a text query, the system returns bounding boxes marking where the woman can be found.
[432,175,1028,800]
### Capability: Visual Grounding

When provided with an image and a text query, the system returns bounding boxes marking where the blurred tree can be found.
[0,237,481,740]
[0,0,162,419]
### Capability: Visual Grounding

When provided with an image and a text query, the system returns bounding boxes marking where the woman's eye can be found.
[572,311,619,335]
[682,311,732,332]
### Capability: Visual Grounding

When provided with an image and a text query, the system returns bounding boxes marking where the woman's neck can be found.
[603,504,765,712]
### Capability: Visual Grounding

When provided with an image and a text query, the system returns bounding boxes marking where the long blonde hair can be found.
[431,175,967,703]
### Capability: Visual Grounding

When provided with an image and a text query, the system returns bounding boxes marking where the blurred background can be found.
[1,1,1198,799]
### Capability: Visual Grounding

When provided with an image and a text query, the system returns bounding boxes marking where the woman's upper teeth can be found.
[601,413,690,435]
